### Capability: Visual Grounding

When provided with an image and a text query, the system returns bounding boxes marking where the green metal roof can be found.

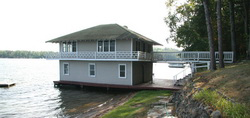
[46,24,161,45]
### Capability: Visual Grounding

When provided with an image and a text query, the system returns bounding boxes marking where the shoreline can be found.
[77,92,136,118]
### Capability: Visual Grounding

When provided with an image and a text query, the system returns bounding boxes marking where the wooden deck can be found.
[53,79,181,91]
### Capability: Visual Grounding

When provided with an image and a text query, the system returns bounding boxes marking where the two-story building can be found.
[46,24,161,86]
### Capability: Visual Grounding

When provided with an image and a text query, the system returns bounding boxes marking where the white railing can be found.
[173,65,191,84]
[153,51,233,63]
[46,51,152,61]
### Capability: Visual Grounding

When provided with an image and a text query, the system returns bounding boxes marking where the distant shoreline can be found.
[0,50,54,59]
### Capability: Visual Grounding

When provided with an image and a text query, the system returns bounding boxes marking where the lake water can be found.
[0,59,191,118]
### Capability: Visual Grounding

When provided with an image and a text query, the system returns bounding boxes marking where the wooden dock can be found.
[54,79,181,91]
[0,83,15,87]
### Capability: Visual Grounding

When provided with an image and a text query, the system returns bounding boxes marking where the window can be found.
[72,42,77,52]
[104,40,109,52]
[63,63,69,75]
[67,42,72,52]
[97,40,115,52]
[136,41,141,51]
[88,63,96,77]
[98,41,103,52]
[110,40,115,52]
[142,43,146,52]
[119,64,126,78]
[62,41,77,52]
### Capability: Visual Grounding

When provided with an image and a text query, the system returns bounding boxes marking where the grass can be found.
[102,90,172,118]
[194,89,250,118]
[193,61,250,104]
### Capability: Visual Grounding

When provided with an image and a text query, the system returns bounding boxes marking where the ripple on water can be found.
[0,59,130,117]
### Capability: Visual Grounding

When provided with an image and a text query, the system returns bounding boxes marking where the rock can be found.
[204,106,213,115]
[211,110,221,118]
[200,112,210,118]
[191,109,198,118]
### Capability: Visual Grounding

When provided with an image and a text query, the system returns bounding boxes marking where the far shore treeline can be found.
[0,50,54,58]
[0,48,178,59]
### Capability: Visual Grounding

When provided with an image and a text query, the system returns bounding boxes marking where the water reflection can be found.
[58,86,130,117]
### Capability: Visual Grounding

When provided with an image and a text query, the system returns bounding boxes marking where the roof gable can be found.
[46,24,161,45]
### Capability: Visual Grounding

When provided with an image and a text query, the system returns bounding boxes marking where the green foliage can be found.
[0,50,53,58]
[102,90,172,118]
[194,89,250,118]
[165,0,249,57]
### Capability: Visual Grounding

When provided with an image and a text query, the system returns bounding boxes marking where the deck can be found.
[54,79,182,91]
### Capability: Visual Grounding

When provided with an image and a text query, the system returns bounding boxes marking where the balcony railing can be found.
[46,51,152,61]
[46,51,234,63]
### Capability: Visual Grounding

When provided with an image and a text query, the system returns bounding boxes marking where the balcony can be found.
[46,51,152,61]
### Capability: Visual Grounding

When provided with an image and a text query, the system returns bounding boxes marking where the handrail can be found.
[173,65,191,84]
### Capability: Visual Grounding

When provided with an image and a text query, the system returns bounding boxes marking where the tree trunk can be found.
[248,22,250,59]
[217,0,224,68]
[229,0,237,62]
[242,0,250,59]
[203,0,216,70]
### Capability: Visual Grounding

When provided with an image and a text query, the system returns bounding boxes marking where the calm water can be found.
[0,59,129,118]
[0,59,191,118]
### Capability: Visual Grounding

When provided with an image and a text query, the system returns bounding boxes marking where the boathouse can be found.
[46,24,161,86]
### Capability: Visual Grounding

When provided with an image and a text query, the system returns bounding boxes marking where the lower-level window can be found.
[63,63,69,75]
[119,64,126,78]
[88,63,96,77]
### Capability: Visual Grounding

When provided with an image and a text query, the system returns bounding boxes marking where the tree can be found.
[165,0,249,60]
[203,0,216,70]
[229,0,237,62]
[217,0,224,68]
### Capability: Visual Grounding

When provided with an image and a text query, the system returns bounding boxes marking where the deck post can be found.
[137,51,140,60]
[207,61,210,70]
[197,52,200,61]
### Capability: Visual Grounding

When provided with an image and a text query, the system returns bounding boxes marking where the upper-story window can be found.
[135,41,141,51]
[98,40,115,52]
[62,41,77,52]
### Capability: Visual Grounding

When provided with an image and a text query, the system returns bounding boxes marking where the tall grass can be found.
[193,89,250,118]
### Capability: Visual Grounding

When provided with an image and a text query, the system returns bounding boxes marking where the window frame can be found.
[97,41,103,52]
[62,41,77,52]
[104,40,109,52]
[63,62,69,75]
[97,40,116,52]
[88,63,96,77]
[110,40,115,52]
[118,64,126,78]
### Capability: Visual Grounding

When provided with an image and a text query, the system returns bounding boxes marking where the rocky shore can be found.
[169,78,222,118]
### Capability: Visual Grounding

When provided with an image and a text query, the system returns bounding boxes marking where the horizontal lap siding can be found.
[77,41,97,51]
[60,60,132,85]
[116,39,131,51]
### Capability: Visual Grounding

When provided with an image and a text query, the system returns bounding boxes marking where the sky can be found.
[0,0,182,51]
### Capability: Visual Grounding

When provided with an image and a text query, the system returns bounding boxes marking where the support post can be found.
[207,61,210,70]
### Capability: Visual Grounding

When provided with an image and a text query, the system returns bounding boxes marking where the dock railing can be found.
[173,65,191,84]
[153,51,233,63]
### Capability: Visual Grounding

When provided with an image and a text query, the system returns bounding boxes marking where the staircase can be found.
[173,62,210,86]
